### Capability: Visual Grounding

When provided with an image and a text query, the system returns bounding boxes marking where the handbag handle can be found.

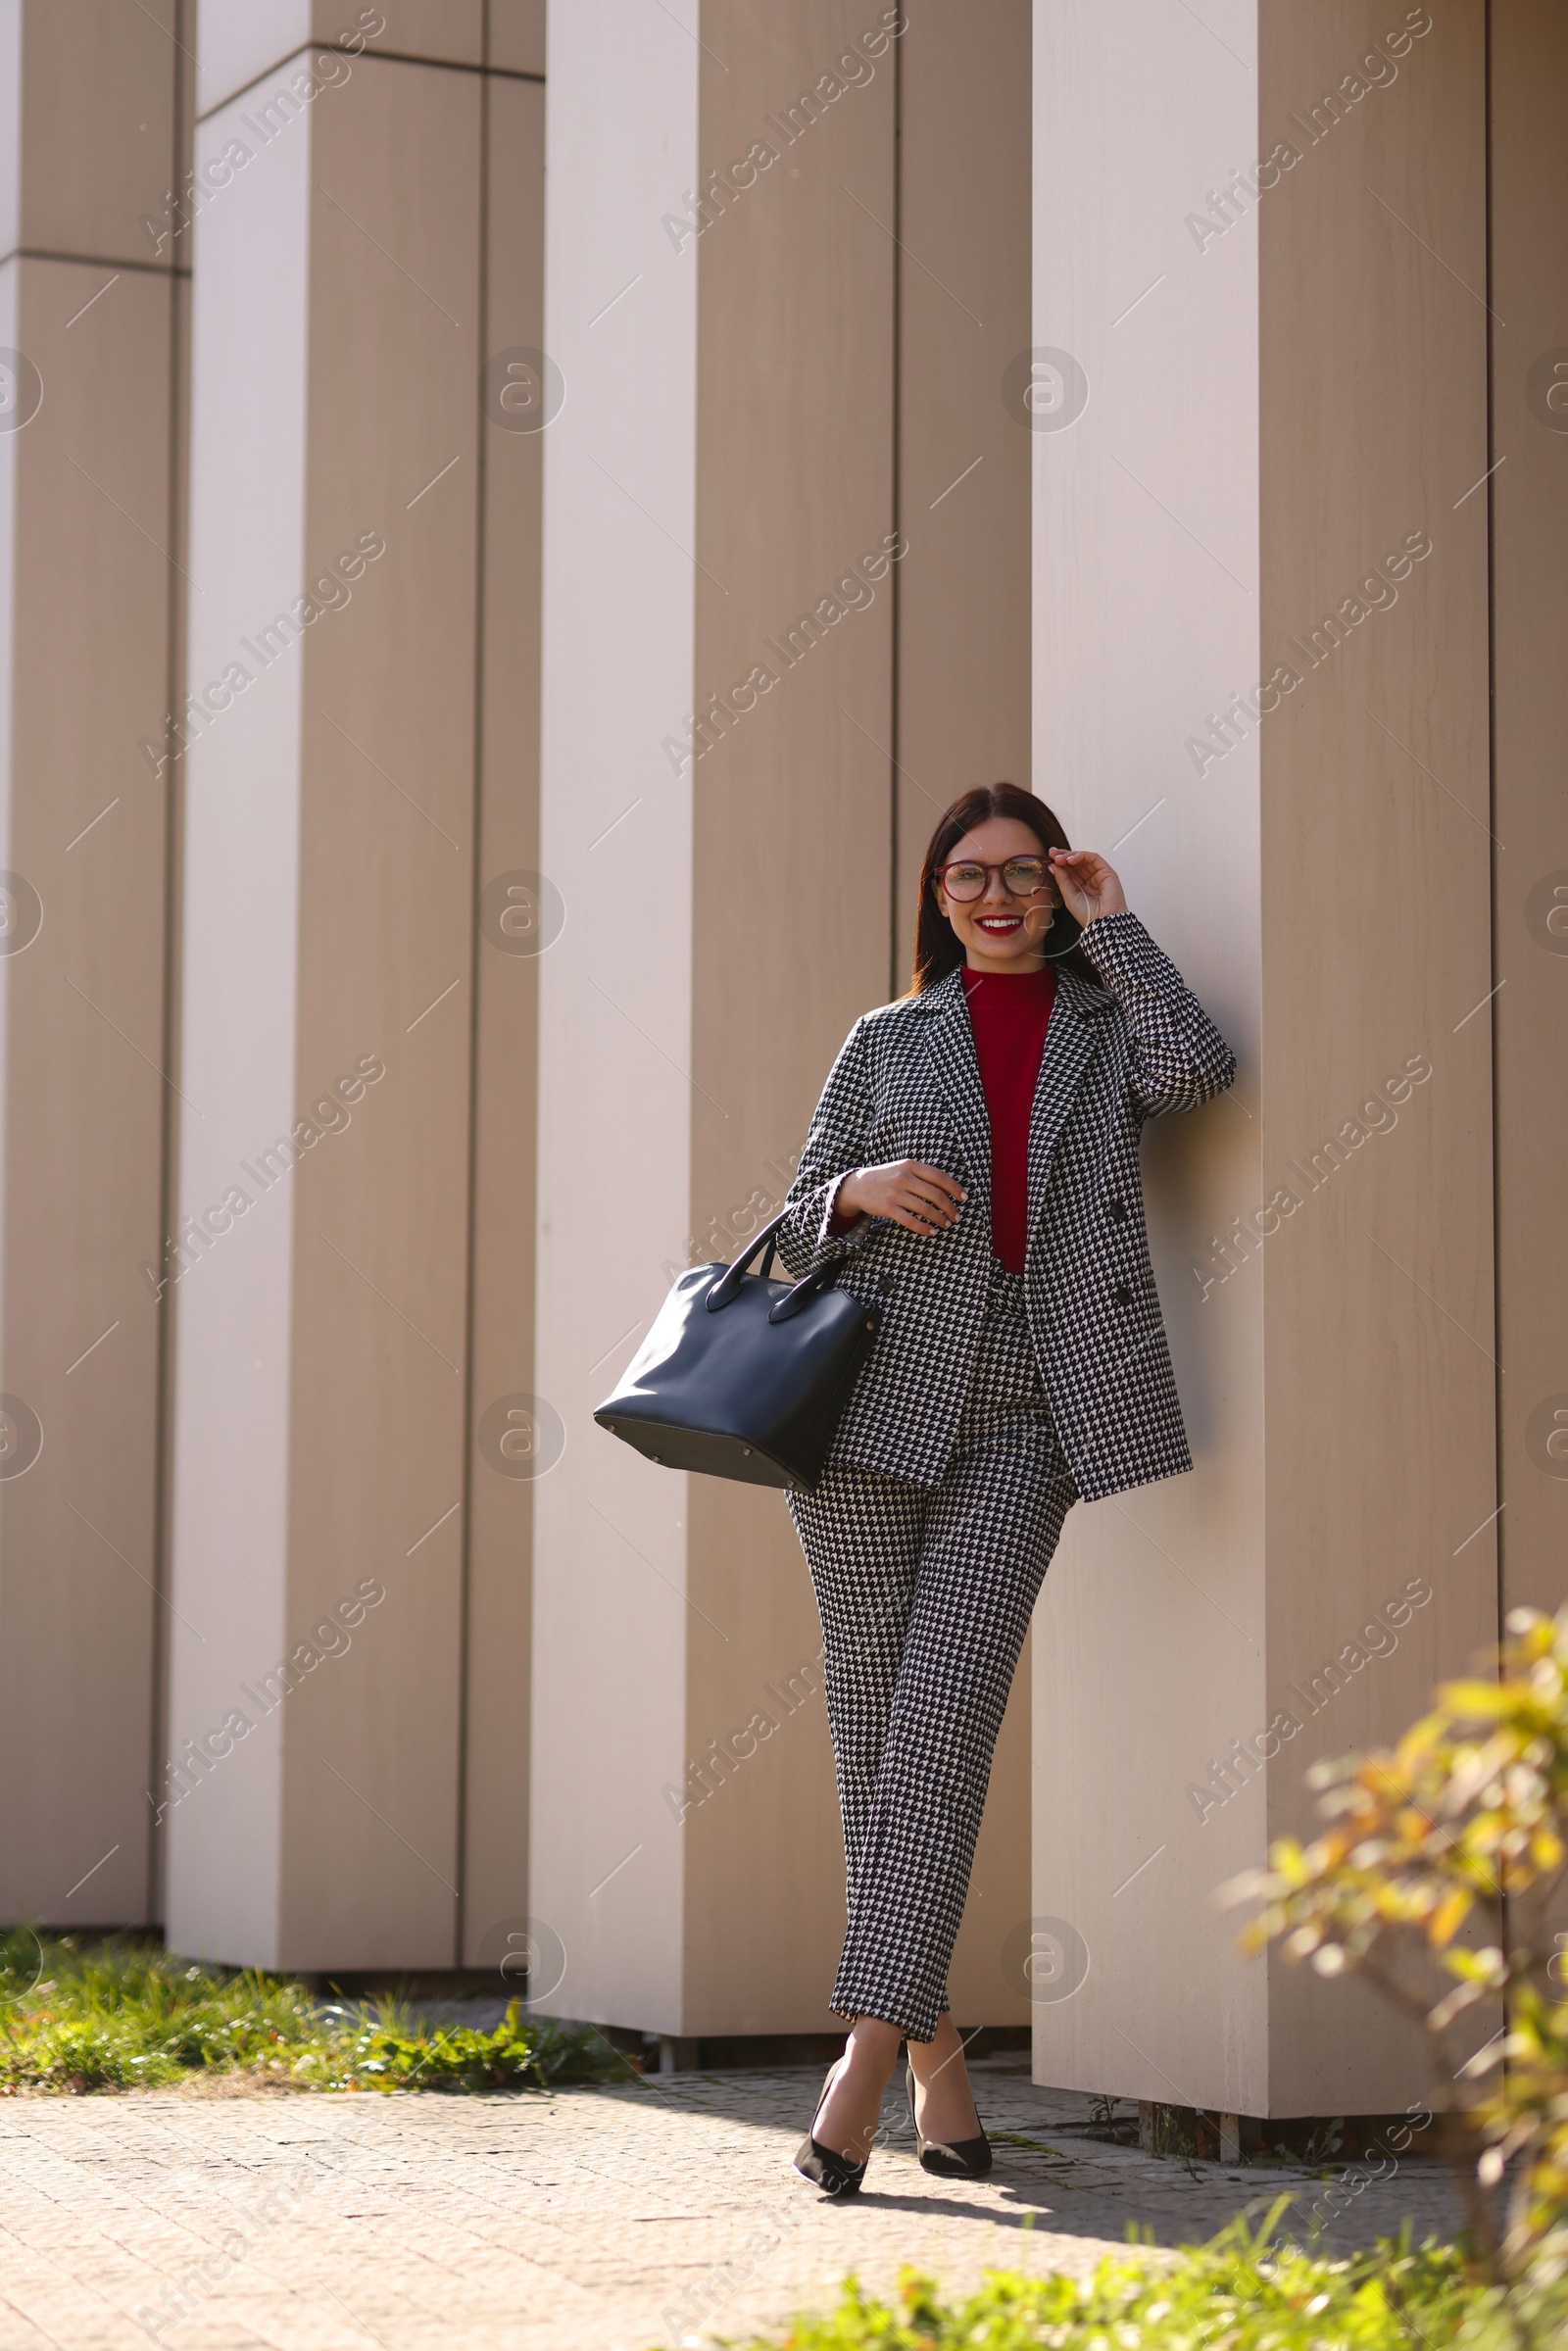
[706,1206,842,1318]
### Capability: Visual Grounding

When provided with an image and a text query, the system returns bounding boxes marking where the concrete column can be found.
[0,1,189,1929]
[533,0,902,2035]
[1490,2,1568,1618]
[165,7,543,1967]
[1031,0,1496,2115]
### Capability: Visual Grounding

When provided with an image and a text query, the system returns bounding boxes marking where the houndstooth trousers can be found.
[788,1259,1077,2042]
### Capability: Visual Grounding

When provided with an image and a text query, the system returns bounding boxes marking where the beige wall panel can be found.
[195,0,312,121]
[1257,0,1494,2117]
[167,54,479,1968]
[150,250,191,1934]
[680,1487,845,2033]
[315,1,482,66]
[0,9,17,259]
[149,2,193,1935]
[1033,0,1494,2119]
[487,0,545,77]
[196,2,481,121]
[4,0,179,268]
[169,72,327,1966]
[0,259,173,1925]
[1491,3,1568,1617]
[894,0,1031,959]
[462,71,545,1968]
[275,54,480,1969]
[532,0,696,2033]
[680,0,896,2034]
[1031,0,1268,2113]
[895,0,1035,2032]
[177,0,199,179]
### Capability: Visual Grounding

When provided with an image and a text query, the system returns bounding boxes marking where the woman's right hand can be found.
[835,1160,966,1237]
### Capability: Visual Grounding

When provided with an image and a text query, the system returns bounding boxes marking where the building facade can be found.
[0,0,1562,2119]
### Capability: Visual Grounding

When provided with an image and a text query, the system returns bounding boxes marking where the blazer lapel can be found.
[1025,967,1102,1241]
[920,967,992,1202]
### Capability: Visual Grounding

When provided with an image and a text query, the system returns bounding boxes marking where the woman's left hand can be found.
[1048,848,1128,928]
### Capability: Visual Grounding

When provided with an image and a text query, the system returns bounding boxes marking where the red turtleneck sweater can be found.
[960,962,1056,1270]
[829,962,1057,1274]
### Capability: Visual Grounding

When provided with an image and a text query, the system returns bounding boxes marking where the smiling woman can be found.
[907,782,1102,992]
[774,778,1237,2195]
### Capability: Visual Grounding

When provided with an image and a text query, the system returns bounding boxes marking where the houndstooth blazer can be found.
[775,912,1236,1502]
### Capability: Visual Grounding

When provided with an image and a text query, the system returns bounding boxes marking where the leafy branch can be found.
[1226,1604,1568,2301]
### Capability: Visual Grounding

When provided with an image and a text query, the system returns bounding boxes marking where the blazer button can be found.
[1108,1200,1127,1223]
[1113,1283,1132,1306]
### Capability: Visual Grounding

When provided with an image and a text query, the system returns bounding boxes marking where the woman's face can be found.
[933,814,1060,973]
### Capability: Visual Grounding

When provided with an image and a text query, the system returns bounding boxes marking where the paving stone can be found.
[0,2060,1461,2351]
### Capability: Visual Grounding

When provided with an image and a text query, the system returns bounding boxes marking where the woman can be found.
[775,782,1235,2195]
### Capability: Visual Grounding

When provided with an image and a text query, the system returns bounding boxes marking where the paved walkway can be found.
[0,2060,1460,2351]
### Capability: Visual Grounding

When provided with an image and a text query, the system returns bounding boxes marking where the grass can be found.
[743,2208,1564,2351]
[0,1929,619,2096]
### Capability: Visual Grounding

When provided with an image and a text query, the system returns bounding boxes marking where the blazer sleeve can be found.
[1076,910,1237,1118]
[775,1018,880,1279]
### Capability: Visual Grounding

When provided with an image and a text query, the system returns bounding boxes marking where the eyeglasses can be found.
[935,857,1056,903]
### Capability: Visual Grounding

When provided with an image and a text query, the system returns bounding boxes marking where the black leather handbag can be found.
[593,1209,880,1492]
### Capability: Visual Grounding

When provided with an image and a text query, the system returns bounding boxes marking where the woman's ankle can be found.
[842,2017,904,2075]
[906,2014,969,2084]
[906,2015,981,2139]
[811,2021,905,2160]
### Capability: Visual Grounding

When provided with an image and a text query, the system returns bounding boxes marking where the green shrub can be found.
[0,1932,615,2095]
[741,2209,1552,2351]
[1227,1604,1568,2295]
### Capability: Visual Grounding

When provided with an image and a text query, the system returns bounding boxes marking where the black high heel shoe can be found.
[907,2063,993,2179]
[793,2061,870,2196]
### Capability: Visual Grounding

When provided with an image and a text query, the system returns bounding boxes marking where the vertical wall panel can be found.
[1257,0,1494,2117]
[531,0,697,2033]
[164,58,310,1958]
[1031,0,1494,2119]
[150,0,197,1927]
[195,2,482,118]
[1490,2,1568,1619]
[462,69,546,1967]
[540,0,993,2040]
[681,0,897,2034]
[0,263,175,1926]
[487,0,545,77]
[282,49,480,1965]
[894,1,1032,950]
[896,0,1035,2029]
[167,44,481,1968]
[1032,0,1267,2115]
[0,0,185,1929]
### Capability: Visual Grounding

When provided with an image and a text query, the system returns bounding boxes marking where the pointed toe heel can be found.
[906,2064,993,2180]
[793,2133,867,2196]
[793,2063,870,2197]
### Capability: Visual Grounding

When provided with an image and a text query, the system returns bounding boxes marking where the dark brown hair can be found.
[910,782,1091,992]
